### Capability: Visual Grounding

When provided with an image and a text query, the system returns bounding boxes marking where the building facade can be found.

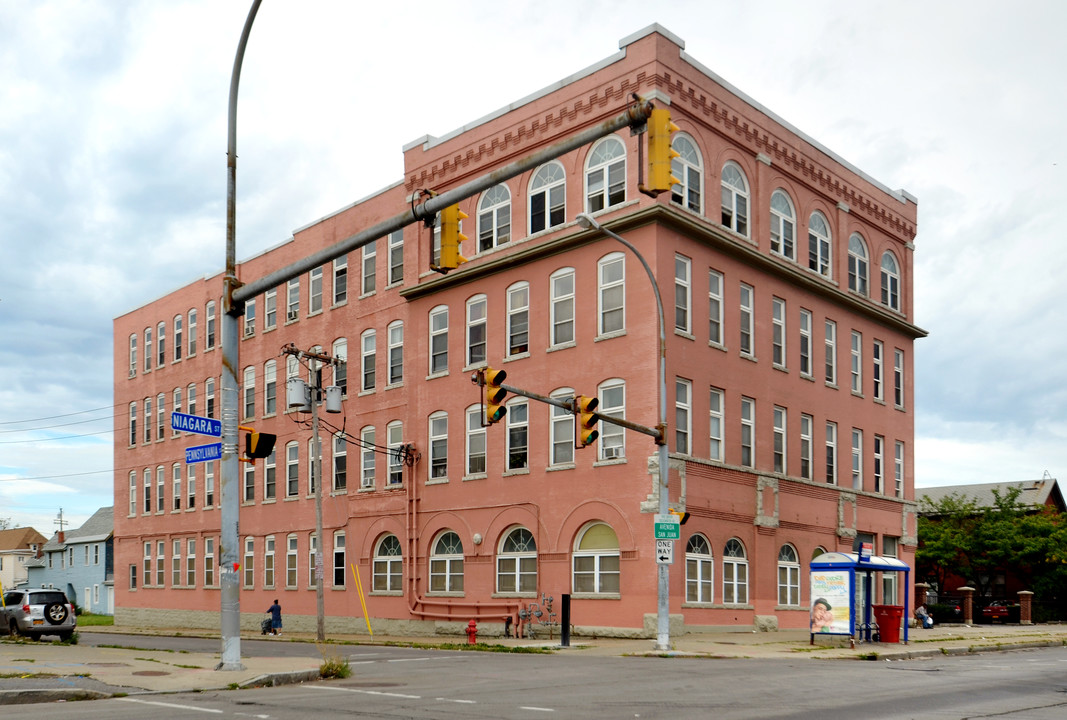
[0,527,47,592]
[26,507,116,614]
[112,26,923,636]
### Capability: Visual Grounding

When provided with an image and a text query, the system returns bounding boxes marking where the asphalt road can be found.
[23,635,1067,719]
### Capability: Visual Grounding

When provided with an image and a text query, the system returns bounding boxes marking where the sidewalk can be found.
[2,623,1065,705]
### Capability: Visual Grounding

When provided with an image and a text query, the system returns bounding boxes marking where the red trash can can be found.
[872,605,904,643]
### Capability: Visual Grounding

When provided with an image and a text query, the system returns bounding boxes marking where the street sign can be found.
[185,442,223,464]
[656,539,674,565]
[654,513,680,539]
[171,411,222,437]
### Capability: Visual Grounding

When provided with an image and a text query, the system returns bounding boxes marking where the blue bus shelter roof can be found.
[810,551,910,572]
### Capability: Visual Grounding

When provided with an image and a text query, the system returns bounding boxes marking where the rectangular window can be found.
[188,309,197,356]
[850,330,863,394]
[172,463,181,511]
[287,443,299,497]
[206,377,215,419]
[156,540,165,586]
[286,278,299,321]
[873,434,885,494]
[143,469,152,514]
[186,539,196,587]
[309,266,323,314]
[773,406,786,474]
[172,388,182,438]
[362,239,376,295]
[361,330,376,391]
[709,387,724,461]
[429,307,448,374]
[387,422,404,485]
[204,538,215,587]
[187,465,196,509]
[286,536,298,588]
[264,287,277,329]
[264,360,277,415]
[872,340,884,401]
[174,315,183,361]
[800,413,813,480]
[851,428,863,489]
[331,255,348,306]
[740,397,755,468]
[550,395,574,466]
[507,284,530,356]
[825,320,837,385]
[129,472,137,515]
[674,254,691,333]
[129,333,137,376]
[264,448,276,499]
[675,378,691,454]
[388,322,403,385]
[466,408,486,475]
[800,309,812,377]
[156,466,165,513]
[144,397,152,443]
[361,427,376,488]
[772,297,786,367]
[243,461,255,503]
[144,327,152,371]
[739,283,754,357]
[130,564,137,590]
[430,413,448,479]
[332,435,347,491]
[598,381,625,461]
[205,461,215,507]
[333,532,346,588]
[243,366,255,419]
[244,538,255,588]
[143,542,151,586]
[708,269,723,346]
[129,403,137,446]
[598,254,625,335]
[308,534,318,588]
[264,536,275,588]
[551,270,575,346]
[157,321,165,367]
[244,299,256,337]
[506,401,528,471]
[825,422,837,484]
[467,296,487,366]
[206,301,216,350]
[895,441,905,497]
[156,392,165,441]
[894,349,905,408]
[388,230,404,285]
[187,383,197,418]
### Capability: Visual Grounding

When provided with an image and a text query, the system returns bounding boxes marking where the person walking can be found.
[266,599,282,636]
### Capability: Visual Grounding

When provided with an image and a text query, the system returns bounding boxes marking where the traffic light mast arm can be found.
[471,373,663,443]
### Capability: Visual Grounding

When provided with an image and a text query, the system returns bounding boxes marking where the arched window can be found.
[807,212,832,277]
[670,134,702,212]
[430,531,464,592]
[881,251,900,310]
[720,163,749,236]
[585,136,626,213]
[723,538,748,604]
[497,527,537,594]
[769,190,796,260]
[777,544,800,606]
[572,522,620,594]
[685,534,714,603]
[477,184,511,252]
[529,162,565,234]
[372,534,403,592]
[848,233,869,296]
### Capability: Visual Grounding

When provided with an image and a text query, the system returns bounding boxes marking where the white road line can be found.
[310,686,421,699]
[519,707,556,712]
[116,697,224,714]
[437,697,477,704]
[386,656,439,662]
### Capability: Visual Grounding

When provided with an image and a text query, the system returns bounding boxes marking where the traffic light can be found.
[646,107,680,195]
[669,508,691,525]
[245,429,277,460]
[438,204,469,271]
[575,395,599,447]
[484,367,508,424]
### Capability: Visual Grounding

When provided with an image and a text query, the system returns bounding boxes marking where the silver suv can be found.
[1,588,77,641]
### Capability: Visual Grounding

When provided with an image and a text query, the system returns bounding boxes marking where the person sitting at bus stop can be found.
[915,603,934,629]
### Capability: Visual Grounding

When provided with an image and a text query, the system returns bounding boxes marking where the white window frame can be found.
[477,184,511,252]
[572,523,620,595]
[709,386,724,461]
[769,189,796,260]
[429,531,464,593]
[360,426,375,489]
[799,309,813,377]
[243,365,255,420]
[723,538,748,605]
[187,308,197,356]
[894,349,905,409]
[264,288,277,329]
[848,233,869,296]
[388,230,404,285]
[675,378,691,455]
[286,441,299,497]
[362,239,376,295]
[739,283,754,357]
[465,405,487,477]
[286,278,299,321]
[808,212,832,277]
[429,305,448,375]
[373,534,403,592]
[720,162,749,236]
[800,413,813,480]
[670,133,702,212]
[825,320,837,386]
[777,544,800,606]
[685,534,713,603]
[429,411,448,481]
[466,295,487,367]
[598,252,625,336]
[332,255,348,305]
[675,254,691,334]
[528,161,566,234]
[850,330,863,395]
[550,388,575,467]
[550,268,575,347]
[361,329,376,392]
[332,433,347,491]
[772,297,786,368]
[387,321,403,386]
[506,400,529,472]
[598,378,625,461]
[173,314,183,361]
[851,428,863,490]
[584,136,626,213]
[387,421,404,486]
[874,434,885,494]
[506,282,530,357]
[773,406,787,474]
[708,269,723,347]
[825,421,838,485]
[872,340,884,402]
[881,251,901,310]
[309,265,323,314]
[496,526,538,595]
[740,397,755,468]
[894,441,905,498]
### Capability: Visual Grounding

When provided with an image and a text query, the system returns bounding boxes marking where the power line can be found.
[0,404,121,426]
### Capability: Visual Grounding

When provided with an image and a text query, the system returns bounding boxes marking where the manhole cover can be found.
[132,670,171,677]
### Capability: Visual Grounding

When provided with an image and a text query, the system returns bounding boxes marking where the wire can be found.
[0,404,120,426]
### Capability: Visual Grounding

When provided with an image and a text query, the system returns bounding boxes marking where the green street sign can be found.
[654,514,680,539]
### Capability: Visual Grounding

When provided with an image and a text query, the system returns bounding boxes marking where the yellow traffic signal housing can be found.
[484,367,508,424]
[245,430,277,460]
[669,508,691,525]
[646,107,681,195]
[575,394,599,447]
[437,204,469,271]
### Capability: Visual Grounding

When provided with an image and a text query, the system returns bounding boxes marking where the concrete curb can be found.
[0,688,111,705]
[238,668,321,689]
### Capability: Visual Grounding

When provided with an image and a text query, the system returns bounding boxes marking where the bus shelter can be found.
[809,551,911,645]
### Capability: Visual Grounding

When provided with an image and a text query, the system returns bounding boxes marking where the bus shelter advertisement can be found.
[810,570,851,635]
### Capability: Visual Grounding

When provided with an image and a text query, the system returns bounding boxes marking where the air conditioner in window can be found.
[287,310,298,322]
[244,325,254,337]
[603,446,622,460]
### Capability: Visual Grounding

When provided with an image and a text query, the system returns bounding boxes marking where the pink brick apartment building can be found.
[112,25,924,637]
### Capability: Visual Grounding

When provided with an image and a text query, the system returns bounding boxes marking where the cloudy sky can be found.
[2,0,1065,533]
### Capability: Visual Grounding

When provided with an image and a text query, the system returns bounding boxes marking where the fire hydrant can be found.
[465,619,478,645]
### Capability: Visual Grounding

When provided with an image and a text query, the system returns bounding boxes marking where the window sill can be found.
[546,341,576,354]
[426,370,449,381]
[426,591,465,598]
[462,362,488,374]
[426,477,449,486]
[800,372,815,382]
[385,381,404,391]
[851,390,865,399]
[595,329,627,342]
[307,310,323,319]
[359,291,376,300]
[358,389,375,397]
[462,473,488,482]
[502,468,530,477]
[570,593,621,600]
[331,300,348,310]
[593,457,627,467]
[547,463,576,472]
[773,364,788,374]
[674,329,695,341]
[504,351,531,363]
[370,590,404,596]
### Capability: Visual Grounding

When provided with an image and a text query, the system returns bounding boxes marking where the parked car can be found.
[981,600,1016,622]
[1,588,77,640]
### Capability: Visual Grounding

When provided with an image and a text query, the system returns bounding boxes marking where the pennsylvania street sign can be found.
[185,442,223,464]
[653,513,681,540]
[171,412,222,437]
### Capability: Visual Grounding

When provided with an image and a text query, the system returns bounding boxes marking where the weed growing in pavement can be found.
[318,643,352,679]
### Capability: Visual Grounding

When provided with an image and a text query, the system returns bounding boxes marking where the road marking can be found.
[519,707,556,712]
[437,697,476,703]
[310,686,421,699]
[117,697,224,714]
[386,656,439,663]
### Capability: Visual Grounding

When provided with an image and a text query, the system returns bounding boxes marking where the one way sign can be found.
[656,539,674,565]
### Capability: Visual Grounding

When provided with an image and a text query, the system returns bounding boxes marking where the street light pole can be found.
[576,213,671,651]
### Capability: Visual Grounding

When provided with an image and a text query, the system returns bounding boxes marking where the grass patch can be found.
[76,613,114,627]
[0,672,60,679]
[318,642,352,679]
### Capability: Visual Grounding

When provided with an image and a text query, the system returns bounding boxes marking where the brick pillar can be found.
[959,586,975,625]
[1018,590,1034,625]
[914,582,929,610]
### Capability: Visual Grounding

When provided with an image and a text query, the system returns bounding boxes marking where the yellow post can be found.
[350,563,373,636]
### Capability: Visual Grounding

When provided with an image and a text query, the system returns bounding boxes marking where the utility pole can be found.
[282,343,344,642]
